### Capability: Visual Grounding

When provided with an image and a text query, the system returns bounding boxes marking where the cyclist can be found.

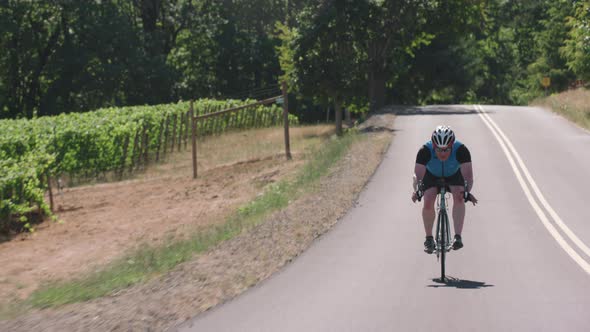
[411,125,478,253]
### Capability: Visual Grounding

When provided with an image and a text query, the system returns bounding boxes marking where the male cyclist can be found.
[411,125,478,253]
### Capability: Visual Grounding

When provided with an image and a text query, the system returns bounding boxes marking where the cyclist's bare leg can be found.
[450,185,465,235]
[422,187,437,236]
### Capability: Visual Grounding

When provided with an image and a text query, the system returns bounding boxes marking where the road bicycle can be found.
[417,179,473,281]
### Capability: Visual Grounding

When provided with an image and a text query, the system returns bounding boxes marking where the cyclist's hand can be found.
[463,192,478,205]
[412,191,418,203]
[412,190,423,203]
[412,181,424,203]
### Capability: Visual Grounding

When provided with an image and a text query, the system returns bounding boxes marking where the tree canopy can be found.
[1,0,588,120]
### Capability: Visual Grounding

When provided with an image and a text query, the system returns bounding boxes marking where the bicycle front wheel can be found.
[438,212,448,281]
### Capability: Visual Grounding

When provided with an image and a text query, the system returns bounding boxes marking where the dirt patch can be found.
[0,113,396,331]
[0,154,302,303]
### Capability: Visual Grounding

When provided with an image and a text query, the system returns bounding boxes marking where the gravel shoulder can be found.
[0,113,396,332]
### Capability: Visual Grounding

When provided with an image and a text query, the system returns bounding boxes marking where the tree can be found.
[391,0,484,104]
[41,1,145,114]
[0,1,62,118]
[526,0,574,95]
[290,0,366,135]
[364,0,436,110]
[169,0,288,100]
[561,1,590,81]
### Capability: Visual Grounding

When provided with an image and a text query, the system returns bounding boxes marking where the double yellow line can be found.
[474,104,590,275]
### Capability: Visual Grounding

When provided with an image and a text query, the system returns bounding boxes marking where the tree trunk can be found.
[368,67,387,112]
[344,107,352,127]
[367,34,391,113]
[334,97,343,136]
[137,0,159,33]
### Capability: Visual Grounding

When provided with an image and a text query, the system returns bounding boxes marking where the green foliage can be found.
[275,21,296,88]
[1,0,588,129]
[524,1,574,96]
[346,100,370,116]
[0,151,53,233]
[561,1,590,81]
[291,1,367,103]
[0,0,291,119]
[364,0,440,108]
[168,0,287,100]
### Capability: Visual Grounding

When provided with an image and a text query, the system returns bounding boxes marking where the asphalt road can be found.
[176,105,590,332]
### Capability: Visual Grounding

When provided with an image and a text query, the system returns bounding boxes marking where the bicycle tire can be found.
[439,211,447,280]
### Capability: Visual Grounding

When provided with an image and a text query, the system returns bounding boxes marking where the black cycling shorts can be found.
[422,169,464,191]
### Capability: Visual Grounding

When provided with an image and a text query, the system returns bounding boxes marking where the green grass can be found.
[24,131,360,310]
[531,88,590,131]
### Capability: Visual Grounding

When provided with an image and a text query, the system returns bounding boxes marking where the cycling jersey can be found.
[415,140,471,177]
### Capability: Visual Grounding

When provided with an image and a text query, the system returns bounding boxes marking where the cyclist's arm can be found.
[461,162,473,192]
[413,164,426,191]
[457,145,473,192]
[413,146,429,191]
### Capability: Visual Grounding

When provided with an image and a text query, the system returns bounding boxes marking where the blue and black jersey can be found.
[415,140,471,177]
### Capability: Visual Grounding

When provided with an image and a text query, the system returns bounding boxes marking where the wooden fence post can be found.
[184,110,190,150]
[282,81,292,160]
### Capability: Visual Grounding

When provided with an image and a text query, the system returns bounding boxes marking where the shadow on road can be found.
[392,106,487,116]
[428,276,494,289]
[372,105,495,116]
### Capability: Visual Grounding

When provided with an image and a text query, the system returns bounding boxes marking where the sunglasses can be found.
[434,147,451,153]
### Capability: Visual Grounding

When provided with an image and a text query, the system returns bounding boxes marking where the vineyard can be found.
[0,99,298,232]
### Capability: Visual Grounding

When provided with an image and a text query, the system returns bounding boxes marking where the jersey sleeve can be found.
[456,145,472,163]
[415,145,431,165]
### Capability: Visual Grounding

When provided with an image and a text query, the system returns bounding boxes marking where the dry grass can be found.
[21,124,354,310]
[197,125,334,166]
[142,125,335,179]
[0,123,342,314]
[531,88,590,130]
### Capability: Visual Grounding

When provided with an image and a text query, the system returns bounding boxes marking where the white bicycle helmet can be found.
[431,125,455,148]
